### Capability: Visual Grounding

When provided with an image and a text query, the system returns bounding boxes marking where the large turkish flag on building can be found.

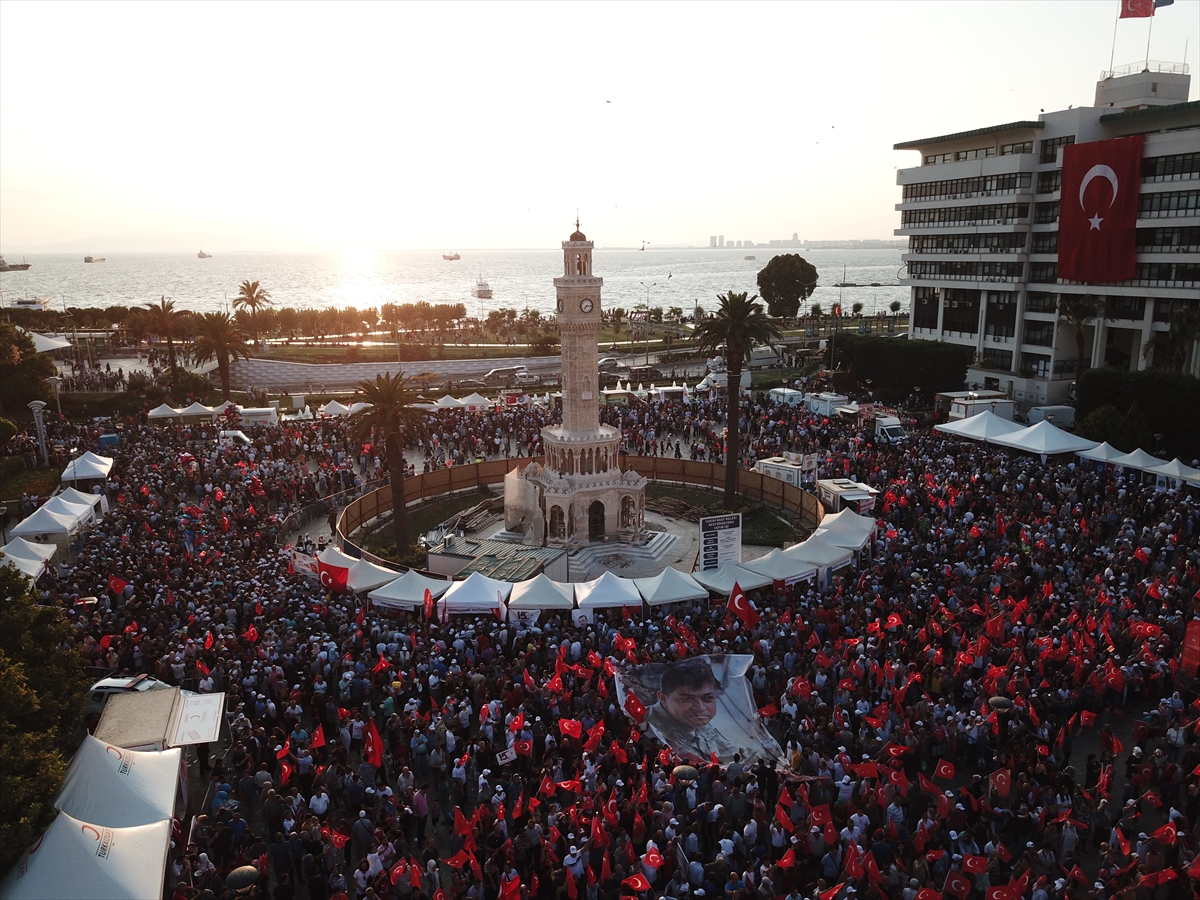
[1058,135,1143,282]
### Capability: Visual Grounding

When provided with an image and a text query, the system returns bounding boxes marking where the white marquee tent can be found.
[691,562,772,596]
[1111,447,1167,472]
[368,569,453,610]
[435,395,465,409]
[19,327,73,353]
[60,452,114,482]
[56,735,180,828]
[39,496,95,528]
[811,509,877,551]
[742,548,816,584]
[933,410,1025,442]
[319,400,351,416]
[347,557,402,594]
[575,571,643,621]
[58,486,108,516]
[177,401,214,418]
[1149,458,1200,486]
[9,506,82,540]
[0,537,56,581]
[146,403,181,419]
[0,811,171,900]
[438,571,511,618]
[1075,441,1127,464]
[634,567,709,606]
[507,573,575,611]
[784,534,856,570]
[348,402,374,415]
[990,420,1098,456]
[458,392,493,411]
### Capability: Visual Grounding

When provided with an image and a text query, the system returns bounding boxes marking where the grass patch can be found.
[0,466,61,503]
[646,483,802,546]
[362,488,498,559]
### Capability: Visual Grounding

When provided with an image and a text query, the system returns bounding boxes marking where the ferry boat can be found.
[442,252,461,260]
[8,296,54,311]
[744,255,756,260]
[472,277,493,299]
[198,250,212,259]
[0,255,31,271]
[84,256,106,263]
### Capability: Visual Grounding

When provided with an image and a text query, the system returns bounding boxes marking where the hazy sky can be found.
[1,1,1196,252]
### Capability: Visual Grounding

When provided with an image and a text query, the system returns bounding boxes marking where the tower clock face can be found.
[579,299,594,313]
[557,298,564,312]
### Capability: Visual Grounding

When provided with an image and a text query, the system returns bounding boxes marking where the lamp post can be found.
[28,401,49,467]
[1154,433,1164,454]
[0,505,7,543]
[640,282,656,365]
[48,376,63,420]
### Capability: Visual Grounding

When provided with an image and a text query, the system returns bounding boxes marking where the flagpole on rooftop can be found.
[1145,14,1155,68]
[1109,8,1120,73]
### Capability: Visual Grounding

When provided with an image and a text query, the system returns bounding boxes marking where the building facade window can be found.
[942,289,981,334]
[1020,353,1051,378]
[1029,262,1058,283]
[924,152,955,165]
[981,348,1014,368]
[900,203,1029,228]
[1001,141,1034,156]
[955,147,997,161]
[901,173,1031,203]
[1031,232,1059,254]
[1036,170,1063,194]
[1034,201,1060,224]
[1026,291,1058,313]
[1023,321,1056,347]
[1138,190,1200,217]
[908,233,1027,253]
[1136,226,1200,252]
[1142,152,1200,182]
[908,261,1024,281]
[912,287,941,329]
[1104,296,1146,320]
[1040,135,1075,164]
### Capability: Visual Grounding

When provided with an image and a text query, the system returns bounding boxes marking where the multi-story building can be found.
[894,63,1199,404]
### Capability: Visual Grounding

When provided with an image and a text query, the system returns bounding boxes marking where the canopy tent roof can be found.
[1111,447,1168,472]
[211,400,235,415]
[58,487,107,516]
[784,534,856,569]
[435,395,466,408]
[177,401,214,417]
[348,401,373,415]
[439,571,512,616]
[1149,457,1200,484]
[61,452,114,482]
[1,537,57,563]
[20,328,73,353]
[508,573,575,610]
[990,420,1098,456]
[933,411,1026,441]
[9,506,81,537]
[811,509,877,551]
[634,567,709,606]
[316,544,357,571]
[146,403,181,419]
[38,496,94,527]
[368,569,453,609]
[56,735,180,828]
[347,557,401,594]
[0,811,171,900]
[742,548,816,583]
[691,562,772,595]
[0,551,48,581]
[1075,441,1127,463]
[319,400,351,416]
[458,392,493,409]
[575,571,643,610]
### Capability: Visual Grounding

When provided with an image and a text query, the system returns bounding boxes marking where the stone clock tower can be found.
[504,222,646,550]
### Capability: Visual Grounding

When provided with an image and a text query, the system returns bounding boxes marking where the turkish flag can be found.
[777,848,796,869]
[623,873,652,893]
[424,588,434,620]
[934,759,955,780]
[318,558,349,593]
[311,724,326,748]
[963,854,988,875]
[990,768,1011,798]
[390,860,409,884]
[280,759,293,785]
[917,890,943,900]
[810,803,833,826]
[204,631,214,649]
[363,718,385,767]
[1151,821,1178,845]
[108,574,128,595]
[728,581,761,628]
[944,871,971,900]
[513,738,533,757]
[624,692,647,723]
[1058,135,1144,282]
[1120,0,1155,17]
[560,719,582,739]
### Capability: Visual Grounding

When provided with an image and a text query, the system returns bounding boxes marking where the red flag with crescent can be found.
[1059,135,1144,281]
[727,581,760,628]
[424,588,434,620]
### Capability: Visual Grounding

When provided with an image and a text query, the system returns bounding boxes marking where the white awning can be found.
[9,506,81,537]
[438,571,512,617]
[990,420,1098,456]
[368,569,454,609]
[691,563,772,595]
[634,567,709,606]
[147,403,181,419]
[783,534,855,570]
[56,735,181,828]
[1148,457,1200,484]
[934,410,1026,441]
[1075,441,1127,463]
[507,573,575,610]
[1110,447,1168,472]
[20,328,73,353]
[347,557,402,593]
[319,400,351,416]
[742,547,817,583]
[574,571,643,610]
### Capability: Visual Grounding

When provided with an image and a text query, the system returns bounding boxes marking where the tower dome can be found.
[569,218,586,242]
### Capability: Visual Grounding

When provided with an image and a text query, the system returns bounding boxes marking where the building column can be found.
[1091,318,1107,370]
[1135,303,1154,372]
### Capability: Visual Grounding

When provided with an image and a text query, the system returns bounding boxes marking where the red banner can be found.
[1058,135,1143,282]
[1182,620,1200,677]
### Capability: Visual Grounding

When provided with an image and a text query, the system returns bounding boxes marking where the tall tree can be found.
[144,296,185,395]
[0,565,87,874]
[1057,294,1103,375]
[692,291,782,505]
[188,312,251,400]
[756,254,819,319]
[348,372,423,556]
[0,322,55,416]
[233,280,273,345]
[1144,301,1200,372]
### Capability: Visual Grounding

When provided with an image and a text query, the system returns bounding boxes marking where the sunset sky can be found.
[1,0,1196,252]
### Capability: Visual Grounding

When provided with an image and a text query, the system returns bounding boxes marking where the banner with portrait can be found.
[615,653,785,766]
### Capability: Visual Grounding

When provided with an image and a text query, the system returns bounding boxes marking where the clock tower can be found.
[504,222,646,550]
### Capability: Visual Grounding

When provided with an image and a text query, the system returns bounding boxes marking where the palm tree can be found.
[1143,301,1200,371]
[233,280,273,345]
[692,290,783,506]
[188,312,251,400]
[1058,294,1103,375]
[143,296,185,395]
[348,372,423,556]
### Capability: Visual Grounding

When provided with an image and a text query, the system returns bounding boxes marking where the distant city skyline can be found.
[1,1,1197,253]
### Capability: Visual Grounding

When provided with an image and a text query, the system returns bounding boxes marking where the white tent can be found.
[368,569,453,610]
[458,392,493,411]
[60,452,114,483]
[1111,447,1167,472]
[9,506,81,539]
[58,487,109,516]
[211,400,235,415]
[38,496,95,528]
[634,567,709,606]
[317,544,357,571]
[177,401,214,417]
[1075,441,1127,464]
[1,537,57,565]
[508,573,575,610]
[1148,458,1200,485]
[0,811,171,900]
[319,400,351,416]
[56,735,180,828]
[348,401,374,415]
[347,557,401,594]
[574,571,643,621]
[19,328,73,353]
[435,394,466,408]
[990,420,1098,456]
[742,548,816,584]
[691,563,772,595]
[438,571,511,618]
[934,411,1026,441]
[784,534,856,570]
[146,403,181,419]
[0,551,48,581]
[811,509,877,551]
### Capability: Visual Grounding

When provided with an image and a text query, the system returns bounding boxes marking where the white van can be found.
[85,674,174,717]
[484,365,528,384]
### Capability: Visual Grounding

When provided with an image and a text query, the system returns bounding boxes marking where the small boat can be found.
[84,256,106,263]
[442,252,461,261]
[0,255,31,272]
[8,296,54,311]
[744,255,756,261]
[472,277,493,299]
[198,250,212,259]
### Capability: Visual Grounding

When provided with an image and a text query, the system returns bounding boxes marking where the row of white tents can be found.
[308,509,875,622]
[935,412,1200,486]
[0,736,177,900]
[146,400,240,419]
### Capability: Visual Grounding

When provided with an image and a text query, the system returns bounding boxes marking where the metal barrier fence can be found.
[276,479,384,546]
[337,456,822,559]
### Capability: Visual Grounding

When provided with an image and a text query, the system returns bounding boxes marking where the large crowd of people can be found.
[9,384,1200,900]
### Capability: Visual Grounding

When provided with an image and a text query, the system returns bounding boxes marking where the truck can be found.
[1028,405,1075,428]
[747,345,781,369]
[806,392,849,417]
[817,478,880,515]
[768,387,806,407]
[875,415,908,443]
[948,397,1016,421]
[754,455,806,486]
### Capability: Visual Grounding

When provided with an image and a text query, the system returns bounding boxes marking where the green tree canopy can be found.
[0,322,55,416]
[756,254,819,319]
[233,280,273,344]
[189,312,251,400]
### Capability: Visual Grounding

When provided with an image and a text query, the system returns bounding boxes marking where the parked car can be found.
[514,371,541,385]
[85,674,174,717]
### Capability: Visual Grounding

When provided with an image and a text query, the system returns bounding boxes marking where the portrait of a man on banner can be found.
[616,654,785,766]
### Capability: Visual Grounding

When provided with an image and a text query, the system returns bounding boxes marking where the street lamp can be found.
[639,282,656,366]
[48,376,63,420]
[28,401,49,467]
[0,505,7,543]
